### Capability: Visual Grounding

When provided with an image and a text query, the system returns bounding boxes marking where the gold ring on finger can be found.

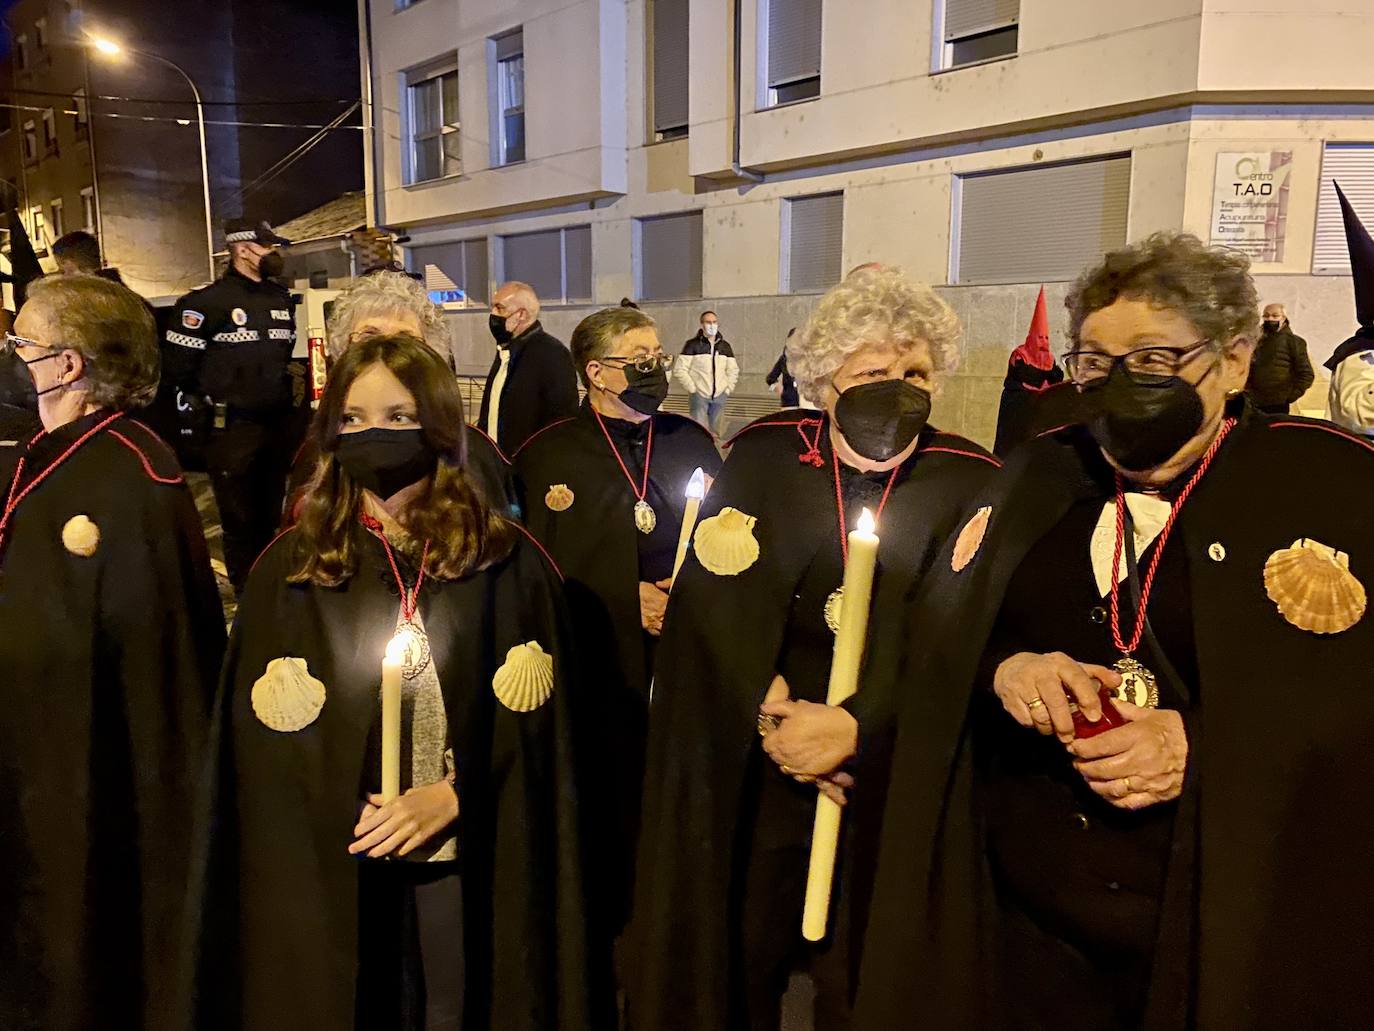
[781,764,794,776]
[1122,777,1133,795]
[1026,697,1045,710]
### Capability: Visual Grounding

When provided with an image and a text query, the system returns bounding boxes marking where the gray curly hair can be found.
[325,270,451,361]
[789,267,961,402]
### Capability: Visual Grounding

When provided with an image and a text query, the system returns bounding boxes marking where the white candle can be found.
[802,506,879,941]
[381,634,405,803]
[670,467,707,586]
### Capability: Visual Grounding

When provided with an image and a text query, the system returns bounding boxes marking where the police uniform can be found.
[165,218,297,591]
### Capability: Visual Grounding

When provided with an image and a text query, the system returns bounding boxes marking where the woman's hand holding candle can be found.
[349,781,459,858]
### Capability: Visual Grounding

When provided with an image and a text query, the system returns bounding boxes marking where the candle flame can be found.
[685,467,706,499]
[385,634,408,664]
[857,507,877,534]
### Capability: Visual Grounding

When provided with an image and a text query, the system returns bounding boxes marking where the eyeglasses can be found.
[600,352,674,374]
[1063,339,1216,385]
[1,331,58,358]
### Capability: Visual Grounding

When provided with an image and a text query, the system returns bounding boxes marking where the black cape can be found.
[513,406,721,922]
[993,371,1080,459]
[854,406,1374,1030]
[0,412,225,1031]
[196,523,603,1031]
[628,410,999,1031]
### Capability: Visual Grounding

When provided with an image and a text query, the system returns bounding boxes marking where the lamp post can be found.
[89,36,215,280]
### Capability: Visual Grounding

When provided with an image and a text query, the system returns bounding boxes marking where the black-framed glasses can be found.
[1064,339,1216,385]
[600,352,674,374]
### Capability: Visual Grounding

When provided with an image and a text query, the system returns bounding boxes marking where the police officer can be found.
[165,217,297,592]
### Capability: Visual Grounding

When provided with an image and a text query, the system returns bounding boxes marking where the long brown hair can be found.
[288,333,516,586]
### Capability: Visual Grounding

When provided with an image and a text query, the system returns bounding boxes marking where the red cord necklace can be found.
[824,442,901,634]
[1106,416,1236,706]
[0,412,123,558]
[361,512,432,679]
[590,405,658,534]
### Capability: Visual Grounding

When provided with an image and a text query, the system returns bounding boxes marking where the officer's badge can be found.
[544,484,574,512]
[231,307,249,326]
[181,310,204,330]
[952,506,992,573]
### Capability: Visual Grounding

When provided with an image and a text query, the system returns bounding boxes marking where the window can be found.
[405,62,460,184]
[783,192,843,293]
[72,88,88,136]
[651,0,689,140]
[637,211,702,300]
[940,0,1019,70]
[498,225,591,304]
[80,186,95,233]
[494,30,525,165]
[15,34,28,72]
[22,121,37,163]
[49,199,63,239]
[41,108,56,151]
[29,206,47,253]
[407,238,489,306]
[763,0,821,107]
[34,17,47,50]
[1313,143,1374,274]
[953,154,1131,285]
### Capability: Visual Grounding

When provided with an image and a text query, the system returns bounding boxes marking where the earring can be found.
[1225,388,1243,399]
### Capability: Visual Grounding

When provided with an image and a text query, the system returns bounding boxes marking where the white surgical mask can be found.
[704,323,718,337]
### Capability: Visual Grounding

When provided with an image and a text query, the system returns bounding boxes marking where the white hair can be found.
[325,270,451,360]
[788,266,961,402]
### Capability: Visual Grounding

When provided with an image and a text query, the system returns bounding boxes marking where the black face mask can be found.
[833,379,932,462]
[608,364,670,416]
[334,427,438,500]
[489,313,514,346]
[1261,320,1281,334]
[258,251,286,280]
[1082,362,1214,472]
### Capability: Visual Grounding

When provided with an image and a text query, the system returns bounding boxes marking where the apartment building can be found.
[361,0,1374,444]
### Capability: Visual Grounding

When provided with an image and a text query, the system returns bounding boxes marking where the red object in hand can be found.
[1069,687,1128,739]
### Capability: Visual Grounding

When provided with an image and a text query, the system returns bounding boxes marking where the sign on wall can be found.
[1210,151,1294,263]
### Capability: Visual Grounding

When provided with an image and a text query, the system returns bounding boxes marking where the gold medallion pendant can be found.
[634,499,657,534]
[393,620,432,680]
[824,587,844,635]
[1111,656,1159,708]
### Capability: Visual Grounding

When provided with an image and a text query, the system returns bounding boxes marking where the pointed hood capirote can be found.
[1325,181,1374,371]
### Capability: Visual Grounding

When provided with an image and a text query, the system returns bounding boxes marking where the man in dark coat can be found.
[1246,302,1314,413]
[513,306,722,929]
[164,216,299,592]
[0,275,225,1031]
[478,281,579,454]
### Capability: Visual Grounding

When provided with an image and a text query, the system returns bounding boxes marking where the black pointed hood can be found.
[1325,182,1374,370]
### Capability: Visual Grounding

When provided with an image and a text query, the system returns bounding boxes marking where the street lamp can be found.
[87,35,215,280]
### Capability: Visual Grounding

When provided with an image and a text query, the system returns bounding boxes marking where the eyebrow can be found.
[343,404,417,415]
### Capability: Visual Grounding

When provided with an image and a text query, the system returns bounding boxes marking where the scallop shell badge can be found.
[492,641,555,712]
[693,507,760,576]
[62,514,100,557]
[1263,538,1366,635]
[544,484,574,512]
[252,657,327,732]
[951,506,992,573]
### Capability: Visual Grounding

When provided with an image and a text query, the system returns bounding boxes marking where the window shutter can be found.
[563,226,592,302]
[502,229,563,301]
[786,192,844,293]
[639,212,703,300]
[955,155,1131,285]
[462,239,489,303]
[944,0,1019,41]
[652,0,690,133]
[767,0,822,87]
[1314,144,1374,274]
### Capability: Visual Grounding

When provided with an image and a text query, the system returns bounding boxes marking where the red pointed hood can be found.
[1009,287,1054,371]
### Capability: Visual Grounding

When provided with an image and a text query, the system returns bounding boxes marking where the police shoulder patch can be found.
[231,307,249,326]
[182,310,205,330]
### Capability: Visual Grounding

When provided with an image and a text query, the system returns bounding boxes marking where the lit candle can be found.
[802,506,879,941]
[670,467,707,586]
[381,634,405,803]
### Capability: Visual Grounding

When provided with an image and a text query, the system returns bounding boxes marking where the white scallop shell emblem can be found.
[492,641,555,712]
[62,514,100,557]
[1263,538,1366,635]
[252,657,327,732]
[693,507,760,576]
[951,506,992,573]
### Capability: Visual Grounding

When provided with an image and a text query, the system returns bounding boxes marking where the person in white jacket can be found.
[1327,184,1374,438]
[675,311,739,437]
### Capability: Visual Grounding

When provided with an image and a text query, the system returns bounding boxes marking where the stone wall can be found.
[443,272,1357,449]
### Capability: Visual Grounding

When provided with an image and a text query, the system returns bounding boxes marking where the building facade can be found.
[361,0,1374,444]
